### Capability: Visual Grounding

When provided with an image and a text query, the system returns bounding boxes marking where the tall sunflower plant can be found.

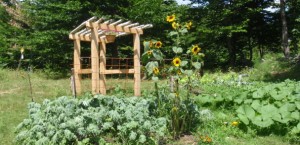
[142,14,204,139]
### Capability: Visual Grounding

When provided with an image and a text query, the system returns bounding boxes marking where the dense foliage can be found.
[15,95,167,144]
[198,80,300,137]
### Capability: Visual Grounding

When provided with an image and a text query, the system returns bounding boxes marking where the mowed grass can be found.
[0,68,295,145]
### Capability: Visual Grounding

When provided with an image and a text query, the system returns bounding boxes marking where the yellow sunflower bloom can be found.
[191,45,201,55]
[155,41,162,48]
[172,57,181,67]
[147,50,152,56]
[205,136,212,143]
[172,22,179,29]
[20,47,24,53]
[177,69,182,75]
[186,21,192,30]
[231,121,239,126]
[166,14,176,22]
[153,67,159,75]
[149,40,153,48]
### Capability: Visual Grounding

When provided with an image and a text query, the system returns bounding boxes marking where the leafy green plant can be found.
[235,80,300,134]
[15,95,167,144]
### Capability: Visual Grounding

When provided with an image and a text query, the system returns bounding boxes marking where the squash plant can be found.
[236,80,300,134]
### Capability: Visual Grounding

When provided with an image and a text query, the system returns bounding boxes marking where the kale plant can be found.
[15,95,167,144]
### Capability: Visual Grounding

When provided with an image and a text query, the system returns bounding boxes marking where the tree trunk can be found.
[280,0,290,59]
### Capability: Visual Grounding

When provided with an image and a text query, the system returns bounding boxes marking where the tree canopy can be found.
[0,0,299,72]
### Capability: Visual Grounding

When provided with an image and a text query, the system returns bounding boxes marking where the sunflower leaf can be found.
[172,47,183,54]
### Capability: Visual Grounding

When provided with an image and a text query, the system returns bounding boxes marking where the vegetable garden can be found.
[11,14,300,145]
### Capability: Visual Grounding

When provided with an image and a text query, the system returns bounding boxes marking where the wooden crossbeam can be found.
[76,69,135,75]
[104,69,134,74]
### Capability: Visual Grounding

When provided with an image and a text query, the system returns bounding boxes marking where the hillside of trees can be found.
[0,0,299,73]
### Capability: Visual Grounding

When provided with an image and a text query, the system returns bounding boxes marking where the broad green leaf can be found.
[183,70,193,76]
[172,46,183,54]
[234,98,243,104]
[143,41,150,51]
[274,101,283,108]
[152,50,163,60]
[192,62,201,70]
[180,61,188,67]
[152,76,159,81]
[280,103,296,112]
[244,99,253,104]
[291,123,300,134]
[271,113,283,123]
[295,101,300,110]
[278,104,293,123]
[236,105,255,124]
[237,114,249,125]
[270,91,284,101]
[291,111,300,120]
[251,100,261,112]
[261,104,277,119]
[141,52,150,63]
[199,95,212,103]
[252,90,264,98]
[179,28,188,34]
[236,106,245,114]
[252,115,274,127]
[169,31,178,36]
[244,105,255,119]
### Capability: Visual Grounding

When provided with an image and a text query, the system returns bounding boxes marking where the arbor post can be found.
[133,33,141,96]
[91,23,100,94]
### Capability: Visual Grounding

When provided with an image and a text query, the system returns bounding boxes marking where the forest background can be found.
[0,0,299,76]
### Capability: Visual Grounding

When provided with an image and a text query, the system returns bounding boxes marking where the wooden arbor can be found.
[69,17,152,96]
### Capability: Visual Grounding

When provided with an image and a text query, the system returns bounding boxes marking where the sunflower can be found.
[231,121,239,126]
[153,67,159,75]
[147,50,152,56]
[177,69,182,75]
[185,21,192,30]
[20,47,24,53]
[172,57,181,67]
[172,22,179,29]
[150,41,154,48]
[191,45,201,55]
[205,136,212,143]
[166,14,176,22]
[155,41,162,48]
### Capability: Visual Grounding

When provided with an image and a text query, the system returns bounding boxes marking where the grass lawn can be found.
[0,68,296,145]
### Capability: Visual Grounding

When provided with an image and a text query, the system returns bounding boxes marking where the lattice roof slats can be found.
[69,17,152,42]
[110,19,123,26]
[95,18,104,24]
[70,16,96,34]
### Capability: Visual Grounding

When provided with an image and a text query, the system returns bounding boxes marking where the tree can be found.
[280,0,290,58]
[0,2,23,68]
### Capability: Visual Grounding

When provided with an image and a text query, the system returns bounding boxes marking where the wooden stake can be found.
[133,33,141,96]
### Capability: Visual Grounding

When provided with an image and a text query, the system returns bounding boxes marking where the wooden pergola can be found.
[69,16,152,96]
